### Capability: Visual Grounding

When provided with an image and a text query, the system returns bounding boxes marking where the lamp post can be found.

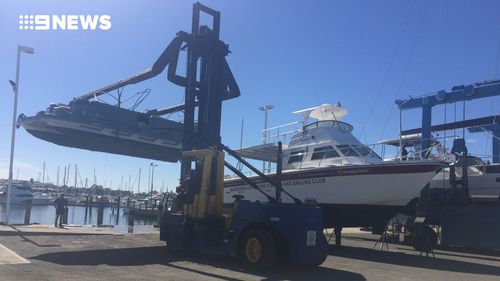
[150,163,158,199]
[259,105,274,173]
[6,45,34,225]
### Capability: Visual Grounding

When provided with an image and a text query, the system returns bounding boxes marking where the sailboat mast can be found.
[57,165,60,186]
[63,166,67,187]
[138,168,141,194]
[42,161,45,184]
[74,164,78,188]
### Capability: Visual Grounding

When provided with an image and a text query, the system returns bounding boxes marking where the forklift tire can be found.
[240,228,276,269]
[167,232,187,255]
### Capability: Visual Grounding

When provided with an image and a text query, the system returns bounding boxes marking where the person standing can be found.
[53,193,67,228]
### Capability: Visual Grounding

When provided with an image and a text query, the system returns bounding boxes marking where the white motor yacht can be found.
[224,104,443,229]
[0,183,32,205]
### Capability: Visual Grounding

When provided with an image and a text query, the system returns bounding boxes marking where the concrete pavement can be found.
[0,225,499,281]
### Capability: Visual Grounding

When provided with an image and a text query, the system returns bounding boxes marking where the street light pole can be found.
[259,105,274,173]
[150,163,157,199]
[6,45,34,225]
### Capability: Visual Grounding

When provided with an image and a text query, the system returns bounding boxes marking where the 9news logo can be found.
[19,15,112,30]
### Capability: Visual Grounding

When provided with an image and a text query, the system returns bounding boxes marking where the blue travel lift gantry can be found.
[395,79,500,162]
[395,79,500,250]
[89,2,327,268]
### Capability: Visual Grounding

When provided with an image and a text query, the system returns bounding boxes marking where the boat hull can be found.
[224,162,442,228]
[20,115,182,162]
[430,164,500,200]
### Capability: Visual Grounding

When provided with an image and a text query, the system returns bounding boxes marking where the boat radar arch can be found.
[293,103,348,125]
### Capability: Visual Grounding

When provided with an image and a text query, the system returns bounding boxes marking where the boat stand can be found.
[372,223,390,250]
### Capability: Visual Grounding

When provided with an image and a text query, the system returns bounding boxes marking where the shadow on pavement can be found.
[19,235,61,248]
[329,245,500,276]
[31,246,365,281]
[395,247,500,263]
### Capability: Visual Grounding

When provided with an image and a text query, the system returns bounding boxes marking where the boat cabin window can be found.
[456,156,484,166]
[138,114,150,124]
[336,145,360,157]
[303,121,353,133]
[352,145,372,156]
[311,146,340,160]
[288,150,306,164]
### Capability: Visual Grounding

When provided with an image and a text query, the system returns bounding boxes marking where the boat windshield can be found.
[336,145,360,157]
[456,156,485,166]
[352,145,380,158]
[311,146,340,160]
[45,104,70,115]
[303,121,353,133]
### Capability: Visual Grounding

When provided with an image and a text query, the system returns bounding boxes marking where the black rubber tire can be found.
[167,232,187,255]
[240,228,277,269]
[316,235,328,266]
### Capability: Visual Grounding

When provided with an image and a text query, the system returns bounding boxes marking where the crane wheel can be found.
[240,228,276,269]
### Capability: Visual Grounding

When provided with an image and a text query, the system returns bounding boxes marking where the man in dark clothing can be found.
[53,193,67,228]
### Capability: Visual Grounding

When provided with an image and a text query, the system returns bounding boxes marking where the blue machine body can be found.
[161,200,327,265]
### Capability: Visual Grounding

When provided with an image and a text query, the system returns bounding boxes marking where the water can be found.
[0,204,157,233]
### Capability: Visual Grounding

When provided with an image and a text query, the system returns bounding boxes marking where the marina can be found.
[0,204,156,231]
[2,0,500,280]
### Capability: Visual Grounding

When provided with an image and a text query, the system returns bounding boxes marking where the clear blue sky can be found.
[1,0,500,192]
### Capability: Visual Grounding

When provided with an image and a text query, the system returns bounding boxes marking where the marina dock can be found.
[0,225,498,281]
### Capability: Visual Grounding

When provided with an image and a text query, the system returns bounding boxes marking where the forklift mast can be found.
[179,3,235,194]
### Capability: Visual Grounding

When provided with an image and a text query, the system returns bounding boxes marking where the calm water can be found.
[0,204,157,233]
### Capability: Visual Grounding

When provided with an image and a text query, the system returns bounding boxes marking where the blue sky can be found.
[1,0,499,192]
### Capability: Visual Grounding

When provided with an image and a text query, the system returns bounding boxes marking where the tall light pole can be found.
[150,163,157,199]
[6,45,34,225]
[259,105,274,173]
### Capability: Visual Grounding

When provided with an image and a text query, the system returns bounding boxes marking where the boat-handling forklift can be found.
[151,3,327,268]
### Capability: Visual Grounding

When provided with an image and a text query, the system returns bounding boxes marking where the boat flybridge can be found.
[225,104,444,231]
